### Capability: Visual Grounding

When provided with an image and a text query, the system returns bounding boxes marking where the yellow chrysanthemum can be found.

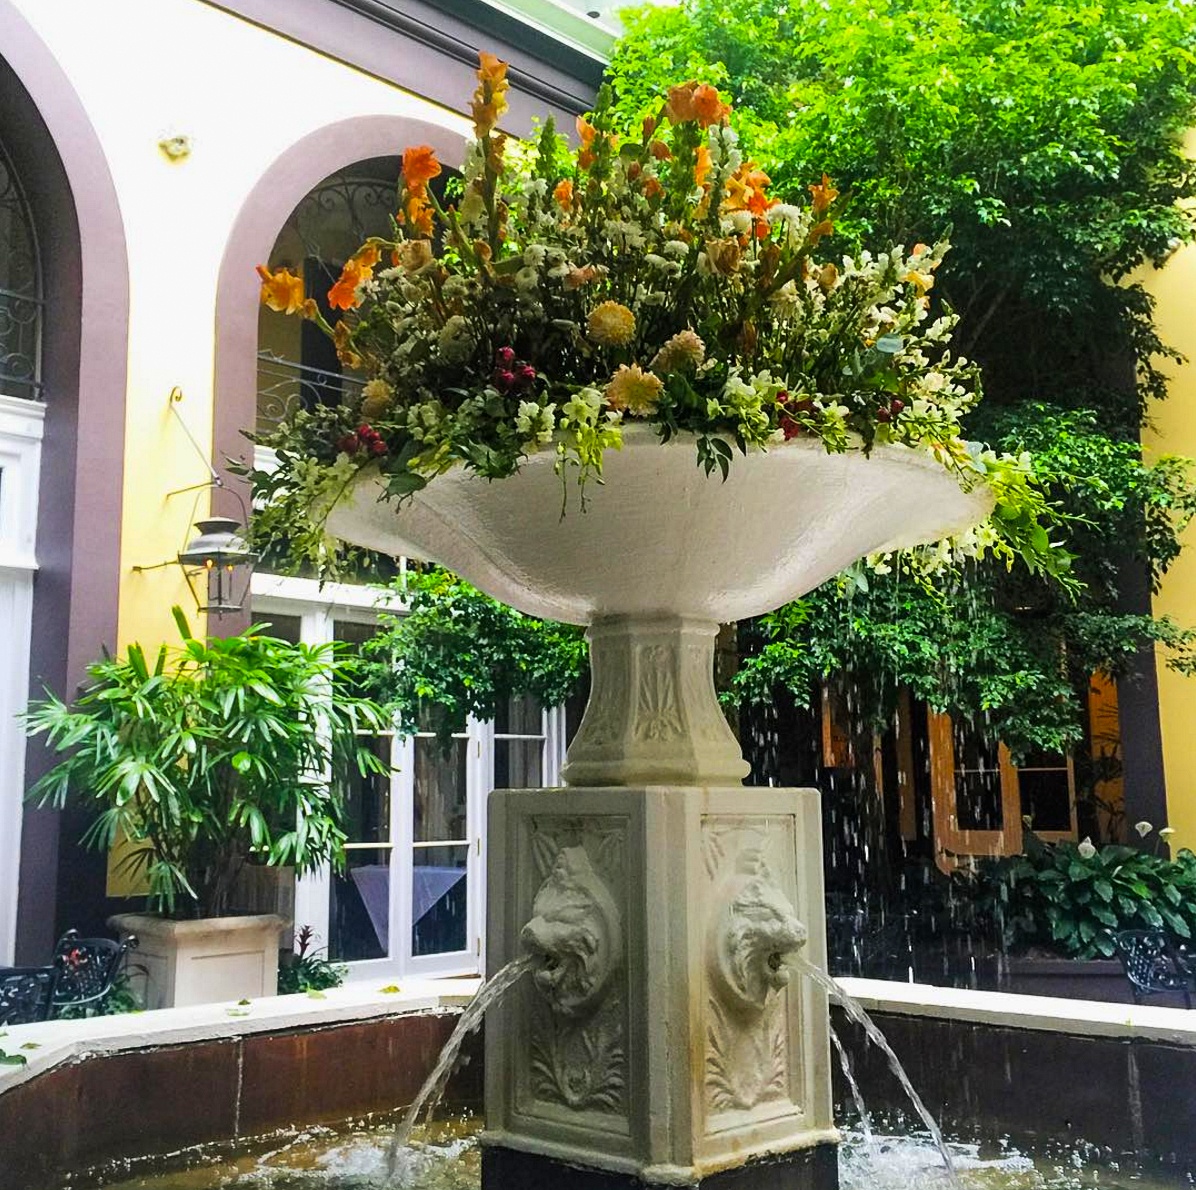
[650,329,706,374]
[360,378,394,420]
[605,364,663,416]
[587,301,636,347]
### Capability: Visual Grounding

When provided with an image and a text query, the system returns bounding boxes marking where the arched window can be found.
[0,133,41,401]
[257,156,406,433]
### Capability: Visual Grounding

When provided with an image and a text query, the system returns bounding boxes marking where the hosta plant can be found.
[250,53,1059,580]
[980,831,1196,959]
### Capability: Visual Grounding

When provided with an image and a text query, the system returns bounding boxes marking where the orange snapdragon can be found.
[398,145,442,239]
[553,178,575,210]
[577,116,599,170]
[327,243,381,311]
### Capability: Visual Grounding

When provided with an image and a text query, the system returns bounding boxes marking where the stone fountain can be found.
[327,425,992,1189]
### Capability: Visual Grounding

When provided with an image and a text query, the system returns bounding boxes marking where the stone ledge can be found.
[837,976,1196,1045]
[0,974,482,1097]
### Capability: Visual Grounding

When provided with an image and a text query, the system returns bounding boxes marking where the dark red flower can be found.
[495,346,516,366]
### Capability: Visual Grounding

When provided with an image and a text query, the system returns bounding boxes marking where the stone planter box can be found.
[109,913,286,1010]
[997,955,1136,1004]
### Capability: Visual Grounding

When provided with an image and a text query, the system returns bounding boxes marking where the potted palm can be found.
[25,608,390,1009]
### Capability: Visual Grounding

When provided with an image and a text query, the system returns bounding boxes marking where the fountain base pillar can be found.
[483,785,838,1189]
[481,1139,839,1188]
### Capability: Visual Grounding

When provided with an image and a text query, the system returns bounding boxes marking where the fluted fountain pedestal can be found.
[325,428,994,1189]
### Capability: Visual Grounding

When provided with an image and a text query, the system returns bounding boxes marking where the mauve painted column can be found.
[0,3,130,962]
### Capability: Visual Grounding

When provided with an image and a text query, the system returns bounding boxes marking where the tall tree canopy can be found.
[609,0,1196,766]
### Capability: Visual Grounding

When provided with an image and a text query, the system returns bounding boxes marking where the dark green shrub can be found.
[980,833,1196,958]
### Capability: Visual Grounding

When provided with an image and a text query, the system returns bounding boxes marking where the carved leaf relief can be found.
[632,644,683,742]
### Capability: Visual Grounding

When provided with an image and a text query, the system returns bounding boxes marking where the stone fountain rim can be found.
[327,423,994,627]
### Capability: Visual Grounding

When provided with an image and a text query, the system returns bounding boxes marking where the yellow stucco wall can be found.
[1144,237,1196,851]
[9,0,470,894]
[10,0,470,656]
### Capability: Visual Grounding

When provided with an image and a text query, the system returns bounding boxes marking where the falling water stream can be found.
[386,956,536,1177]
[795,956,962,1189]
[830,1023,874,1146]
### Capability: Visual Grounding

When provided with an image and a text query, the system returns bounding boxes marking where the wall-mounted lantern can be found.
[176,517,256,617]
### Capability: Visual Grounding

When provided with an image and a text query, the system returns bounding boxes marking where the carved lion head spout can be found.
[708,850,807,1016]
[520,845,623,1019]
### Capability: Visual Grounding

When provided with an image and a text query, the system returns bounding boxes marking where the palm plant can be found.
[26,608,391,918]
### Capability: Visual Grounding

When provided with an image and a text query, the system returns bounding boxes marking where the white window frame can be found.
[250,571,563,980]
[0,393,44,965]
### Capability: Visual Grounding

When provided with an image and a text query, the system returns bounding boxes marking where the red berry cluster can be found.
[874,398,905,424]
[777,390,815,440]
[337,423,387,457]
[492,346,537,393]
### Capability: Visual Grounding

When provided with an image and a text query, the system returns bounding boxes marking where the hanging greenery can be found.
[354,568,588,741]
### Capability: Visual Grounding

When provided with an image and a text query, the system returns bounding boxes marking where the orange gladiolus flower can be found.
[694,144,711,188]
[649,140,672,161]
[327,244,380,311]
[256,265,305,315]
[472,51,510,137]
[809,173,839,217]
[553,178,574,209]
[665,81,698,124]
[576,115,598,170]
[402,145,442,189]
[644,176,664,201]
[691,83,730,128]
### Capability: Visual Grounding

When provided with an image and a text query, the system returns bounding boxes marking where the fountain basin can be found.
[325,428,994,625]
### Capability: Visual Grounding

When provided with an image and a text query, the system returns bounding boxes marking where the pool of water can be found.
[83,1120,1195,1190]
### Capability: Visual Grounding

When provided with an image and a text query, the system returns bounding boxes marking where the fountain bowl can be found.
[325,426,994,625]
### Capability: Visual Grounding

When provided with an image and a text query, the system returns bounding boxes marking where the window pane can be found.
[412,844,468,957]
[955,770,1004,832]
[334,620,377,648]
[261,613,302,644]
[336,736,391,844]
[330,847,389,961]
[953,722,999,774]
[495,693,541,736]
[1020,769,1072,833]
[494,738,542,789]
[413,737,467,842]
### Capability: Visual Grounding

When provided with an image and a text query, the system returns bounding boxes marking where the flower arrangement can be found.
[252,54,1058,577]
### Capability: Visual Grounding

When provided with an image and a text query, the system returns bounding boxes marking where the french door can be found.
[252,580,561,979]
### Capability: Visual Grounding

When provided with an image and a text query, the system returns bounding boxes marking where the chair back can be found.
[0,966,58,1026]
[51,929,138,1012]
[1112,929,1192,999]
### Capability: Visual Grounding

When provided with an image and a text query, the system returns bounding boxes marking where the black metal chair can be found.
[1112,929,1195,1008]
[0,966,59,1026]
[49,929,138,1016]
